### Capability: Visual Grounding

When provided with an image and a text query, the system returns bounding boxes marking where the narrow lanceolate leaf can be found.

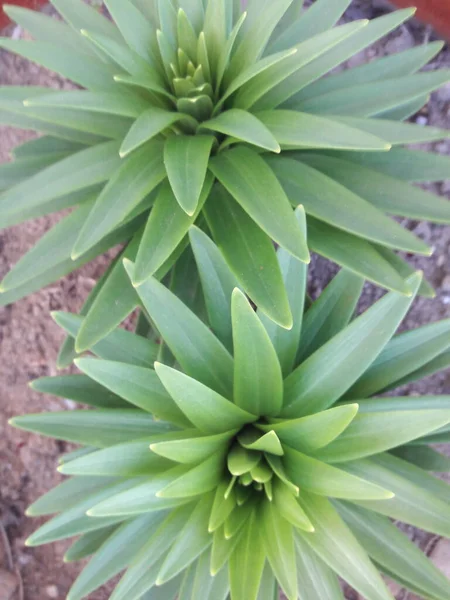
[282,273,422,418]
[270,157,431,256]
[392,445,450,473]
[30,374,128,410]
[257,110,389,151]
[260,404,359,453]
[210,147,309,263]
[120,109,187,157]
[164,135,215,215]
[229,508,266,600]
[133,175,213,284]
[189,226,238,353]
[204,186,292,329]
[260,502,297,600]
[156,452,225,499]
[151,432,232,465]
[336,502,450,600]
[297,492,393,600]
[10,410,173,448]
[294,534,344,600]
[297,269,364,363]
[154,362,255,434]
[67,513,167,600]
[314,410,450,463]
[64,526,118,563]
[342,454,450,537]
[52,312,158,367]
[272,479,314,532]
[259,206,308,376]
[103,0,155,63]
[201,109,280,152]
[72,141,165,258]
[284,447,393,500]
[125,263,234,398]
[346,319,450,398]
[0,140,120,223]
[232,288,283,416]
[75,357,189,427]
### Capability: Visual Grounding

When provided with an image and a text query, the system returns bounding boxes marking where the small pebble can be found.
[441,275,450,291]
[46,585,59,598]
[416,115,428,126]
[437,255,446,267]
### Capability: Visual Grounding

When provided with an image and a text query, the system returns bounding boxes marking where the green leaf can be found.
[12,135,85,159]
[259,206,308,376]
[333,147,450,182]
[270,156,430,255]
[0,153,71,190]
[209,481,237,533]
[232,288,283,416]
[201,109,280,152]
[52,312,158,367]
[229,508,266,600]
[164,135,214,216]
[261,502,297,600]
[157,452,225,498]
[299,153,450,224]
[133,175,213,284]
[281,9,418,109]
[104,0,156,63]
[238,429,283,456]
[297,269,364,363]
[300,71,450,116]
[109,504,195,600]
[336,502,450,600]
[282,273,421,418]
[0,38,117,91]
[260,404,358,453]
[297,492,393,600]
[26,90,148,118]
[258,110,389,150]
[50,0,123,40]
[126,262,234,397]
[346,319,450,399]
[238,21,366,111]
[343,454,450,537]
[64,525,118,563]
[120,109,186,157]
[72,142,165,258]
[204,185,292,329]
[284,447,393,500]
[189,226,238,352]
[203,0,227,72]
[294,534,344,599]
[272,479,314,531]
[75,358,189,427]
[391,445,450,472]
[11,410,173,448]
[270,0,351,52]
[151,432,231,465]
[156,494,214,584]
[26,476,118,517]
[154,362,254,434]
[315,409,450,463]
[306,217,414,294]
[67,512,167,600]
[0,140,120,224]
[389,350,450,392]
[215,11,247,92]
[30,374,128,410]
[59,439,171,477]
[177,8,198,59]
[210,146,309,263]
[298,41,443,102]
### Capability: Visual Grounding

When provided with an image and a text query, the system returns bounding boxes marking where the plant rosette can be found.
[11,222,450,600]
[1,0,450,351]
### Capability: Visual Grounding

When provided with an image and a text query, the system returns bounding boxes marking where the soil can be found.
[0,2,450,599]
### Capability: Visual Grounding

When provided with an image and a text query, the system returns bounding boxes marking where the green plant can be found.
[11,222,450,600]
[1,0,450,346]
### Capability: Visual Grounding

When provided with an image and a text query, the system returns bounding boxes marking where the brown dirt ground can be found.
[0,2,450,599]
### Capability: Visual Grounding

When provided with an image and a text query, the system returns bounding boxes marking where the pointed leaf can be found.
[391,445,450,472]
[209,481,237,533]
[151,432,231,465]
[282,273,421,418]
[272,479,314,531]
[238,429,284,456]
[210,147,309,263]
[284,447,393,500]
[232,288,283,416]
[157,452,225,498]
[126,262,234,397]
[155,362,254,434]
[64,526,118,563]
[120,109,186,157]
[104,0,155,63]
[294,534,344,599]
[203,185,292,329]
